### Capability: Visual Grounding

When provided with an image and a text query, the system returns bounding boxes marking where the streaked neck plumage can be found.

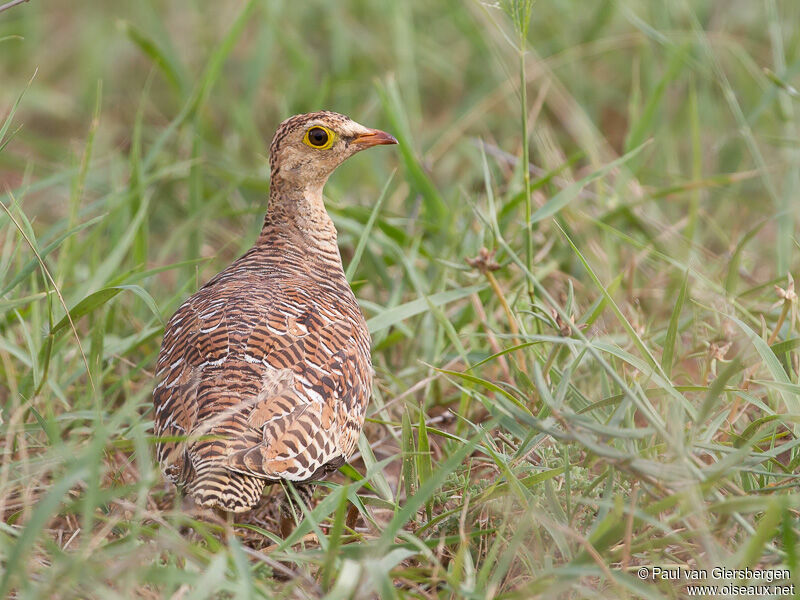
[260,172,340,257]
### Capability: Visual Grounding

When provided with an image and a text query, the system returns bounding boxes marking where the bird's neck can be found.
[260,176,339,253]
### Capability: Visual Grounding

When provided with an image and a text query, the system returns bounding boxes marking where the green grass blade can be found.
[377,424,487,554]
[346,171,394,281]
[120,20,187,96]
[0,465,89,598]
[367,284,485,334]
[0,68,36,152]
[727,313,800,416]
[530,141,650,225]
[662,269,688,377]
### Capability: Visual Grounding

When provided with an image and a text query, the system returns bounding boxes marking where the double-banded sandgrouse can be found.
[153,111,397,513]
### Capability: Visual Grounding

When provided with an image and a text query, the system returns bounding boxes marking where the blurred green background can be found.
[1,1,799,598]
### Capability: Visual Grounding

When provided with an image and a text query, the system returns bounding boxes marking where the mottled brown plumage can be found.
[153,111,397,512]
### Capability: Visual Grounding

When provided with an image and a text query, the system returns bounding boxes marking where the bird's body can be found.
[153,111,396,513]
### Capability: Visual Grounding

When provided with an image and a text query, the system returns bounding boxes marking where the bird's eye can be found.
[307,127,328,146]
[303,126,335,149]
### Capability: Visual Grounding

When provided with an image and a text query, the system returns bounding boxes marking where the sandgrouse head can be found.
[269,111,397,187]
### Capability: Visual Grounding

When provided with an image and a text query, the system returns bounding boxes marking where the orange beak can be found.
[351,129,398,148]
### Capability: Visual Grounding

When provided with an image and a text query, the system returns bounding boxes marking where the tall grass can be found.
[1,1,799,598]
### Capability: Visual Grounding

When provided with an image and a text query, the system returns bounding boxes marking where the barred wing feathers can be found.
[153,238,372,512]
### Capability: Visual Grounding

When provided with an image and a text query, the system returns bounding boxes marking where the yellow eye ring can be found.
[303,125,336,150]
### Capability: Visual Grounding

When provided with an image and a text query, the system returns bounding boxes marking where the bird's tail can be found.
[188,461,265,513]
